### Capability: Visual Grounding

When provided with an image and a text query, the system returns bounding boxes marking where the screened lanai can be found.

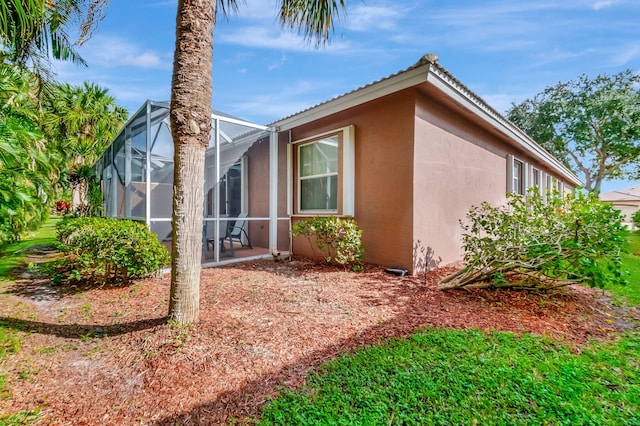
[95,100,291,266]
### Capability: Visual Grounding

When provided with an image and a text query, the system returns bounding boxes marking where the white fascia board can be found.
[212,112,269,131]
[425,69,582,187]
[273,66,430,131]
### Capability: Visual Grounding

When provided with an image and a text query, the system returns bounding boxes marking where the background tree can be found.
[0,62,58,242]
[0,0,110,83]
[507,70,640,192]
[168,0,348,325]
[43,81,127,167]
[42,81,127,209]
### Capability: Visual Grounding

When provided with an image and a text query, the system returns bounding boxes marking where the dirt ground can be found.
[1,256,638,425]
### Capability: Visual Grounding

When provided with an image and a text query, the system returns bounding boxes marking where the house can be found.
[95,54,580,274]
[600,185,640,228]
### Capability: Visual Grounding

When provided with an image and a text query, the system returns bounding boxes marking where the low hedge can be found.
[55,217,170,284]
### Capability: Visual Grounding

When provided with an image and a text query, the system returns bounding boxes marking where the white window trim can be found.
[507,154,527,195]
[291,125,355,216]
[530,167,541,188]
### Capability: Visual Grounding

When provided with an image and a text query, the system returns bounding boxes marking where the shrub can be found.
[293,216,363,269]
[55,217,170,284]
[440,189,627,290]
[632,209,640,229]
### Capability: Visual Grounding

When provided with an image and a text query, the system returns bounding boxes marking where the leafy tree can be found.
[507,70,640,192]
[40,81,126,209]
[168,0,348,325]
[0,62,58,242]
[42,81,127,167]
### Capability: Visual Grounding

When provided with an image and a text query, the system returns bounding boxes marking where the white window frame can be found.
[531,167,541,188]
[289,125,355,216]
[507,154,527,195]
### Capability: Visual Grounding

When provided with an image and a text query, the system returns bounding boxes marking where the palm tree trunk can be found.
[168,0,215,325]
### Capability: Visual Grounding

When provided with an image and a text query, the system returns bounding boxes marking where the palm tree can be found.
[41,81,127,209]
[168,0,348,325]
[43,82,127,167]
[0,0,110,79]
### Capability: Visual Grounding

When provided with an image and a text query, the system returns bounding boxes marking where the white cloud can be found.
[222,79,340,123]
[346,4,402,31]
[610,44,640,66]
[80,35,171,69]
[592,1,614,10]
[217,25,351,52]
[268,54,287,70]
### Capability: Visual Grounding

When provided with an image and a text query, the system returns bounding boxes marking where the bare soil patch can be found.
[1,258,638,425]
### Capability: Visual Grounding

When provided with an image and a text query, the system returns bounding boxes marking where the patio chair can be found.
[207,213,252,257]
[220,213,252,257]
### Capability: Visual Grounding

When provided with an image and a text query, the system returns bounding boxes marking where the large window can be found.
[292,125,355,215]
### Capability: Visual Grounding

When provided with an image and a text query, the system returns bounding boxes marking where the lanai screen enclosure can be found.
[95,100,291,265]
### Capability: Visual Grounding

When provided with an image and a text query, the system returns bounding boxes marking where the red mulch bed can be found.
[1,258,638,425]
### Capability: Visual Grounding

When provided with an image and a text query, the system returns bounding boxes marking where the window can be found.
[299,137,338,211]
[531,168,541,188]
[513,159,525,195]
[291,126,355,215]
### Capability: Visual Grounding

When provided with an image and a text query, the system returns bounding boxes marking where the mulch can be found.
[0,258,638,425]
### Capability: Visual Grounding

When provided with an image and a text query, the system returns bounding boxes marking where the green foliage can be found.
[55,217,170,284]
[0,216,60,281]
[292,216,363,268]
[441,189,627,290]
[0,408,41,425]
[0,60,126,244]
[507,70,640,192]
[258,329,640,425]
[0,63,58,244]
[611,231,640,305]
[632,210,640,230]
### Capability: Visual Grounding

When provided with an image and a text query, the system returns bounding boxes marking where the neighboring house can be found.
[600,185,640,228]
[96,54,580,274]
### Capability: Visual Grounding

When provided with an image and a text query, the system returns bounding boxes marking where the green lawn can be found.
[613,231,640,305]
[258,329,640,425]
[0,217,59,424]
[0,216,60,282]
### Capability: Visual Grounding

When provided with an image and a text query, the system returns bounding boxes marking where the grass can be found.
[0,216,60,282]
[0,217,59,424]
[258,329,640,425]
[612,230,640,305]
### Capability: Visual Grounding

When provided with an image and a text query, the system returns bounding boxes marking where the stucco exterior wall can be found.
[288,91,416,270]
[413,94,507,271]
[412,91,574,273]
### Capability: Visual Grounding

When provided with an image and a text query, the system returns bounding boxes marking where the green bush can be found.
[292,216,363,269]
[55,217,170,284]
[632,209,640,229]
[440,189,627,290]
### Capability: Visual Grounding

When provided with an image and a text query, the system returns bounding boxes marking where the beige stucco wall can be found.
[607,201,640,228]
[288,91,416,270]
[412,90,574,273]
[413,94,507,270]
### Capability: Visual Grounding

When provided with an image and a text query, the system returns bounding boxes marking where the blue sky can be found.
[56,0,640,192]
